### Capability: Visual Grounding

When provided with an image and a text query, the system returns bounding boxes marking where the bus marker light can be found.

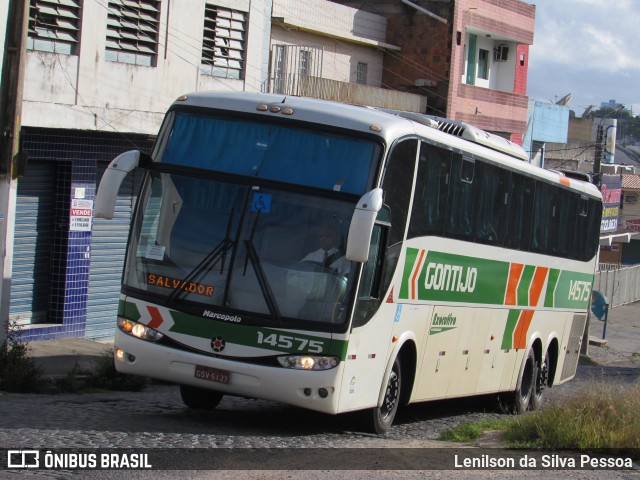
[392,336,398,343]
[257,104,268,111]
[176,95,188,101]
[270,106,281,113]
[282,108,294,115]
[370,124,382,132]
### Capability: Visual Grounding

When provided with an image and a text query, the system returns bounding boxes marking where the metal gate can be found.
[85,165,143,340]
[10,162,57,325]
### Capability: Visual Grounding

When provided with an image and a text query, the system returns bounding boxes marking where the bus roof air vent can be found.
[375,108,528,162]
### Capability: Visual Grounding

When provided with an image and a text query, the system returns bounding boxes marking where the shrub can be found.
[0,323,45,393]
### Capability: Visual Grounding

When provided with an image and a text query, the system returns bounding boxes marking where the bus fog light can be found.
[115,348,125,361]
[277,355,339,370]
[318,388,329,398]
[304,388,312,396]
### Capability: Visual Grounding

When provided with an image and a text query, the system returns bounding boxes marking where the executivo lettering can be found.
[432,313,456,326]
[424,263,477,293]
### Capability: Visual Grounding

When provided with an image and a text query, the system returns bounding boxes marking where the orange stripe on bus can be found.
[505,263,524,305]
[513,310,534,349]
[529,267,549,307]
[411,250,426,300]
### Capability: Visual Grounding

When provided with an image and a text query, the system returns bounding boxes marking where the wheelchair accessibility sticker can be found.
[251,193,272,214]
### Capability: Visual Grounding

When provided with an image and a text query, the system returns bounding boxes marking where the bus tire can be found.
[365,356,402,434]
[507,349,536,414]
[180,385,223,410]
[531,349,549,411]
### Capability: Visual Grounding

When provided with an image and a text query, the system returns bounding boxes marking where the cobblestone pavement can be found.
[0,362,638,450]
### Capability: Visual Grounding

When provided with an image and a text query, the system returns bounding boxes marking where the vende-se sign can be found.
[70,199,93,232]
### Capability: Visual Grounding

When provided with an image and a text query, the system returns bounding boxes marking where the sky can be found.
[526,0,640,117]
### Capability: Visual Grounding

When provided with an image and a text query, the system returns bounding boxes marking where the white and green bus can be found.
[96,91,602,433]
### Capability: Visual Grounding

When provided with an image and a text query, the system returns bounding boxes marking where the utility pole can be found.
[0,0,29,343]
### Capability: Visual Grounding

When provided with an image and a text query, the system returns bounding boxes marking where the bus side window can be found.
[505,174,534,251]
[353,210,391,328]
[407,142,451,238]
[475,162,509,245]
[445,153,478,239]
[573,197,602,261]
[381,139,418,246]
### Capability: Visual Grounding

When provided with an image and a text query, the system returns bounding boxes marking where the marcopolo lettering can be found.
[424,262,477,293]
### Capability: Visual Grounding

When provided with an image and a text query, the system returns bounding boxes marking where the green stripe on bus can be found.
[552,271,594,309]
[168,310,347,359]
[517,265,536,306]
[501,309,521,350]
[400,248,510,304]
[544,269,561,308]
[120,299,141,321]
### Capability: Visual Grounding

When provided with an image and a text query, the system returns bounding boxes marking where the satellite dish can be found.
[556,93,572,106]
[581,105,593,118]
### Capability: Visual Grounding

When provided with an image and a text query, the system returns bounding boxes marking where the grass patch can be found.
[439,417,511,442]
[504,384,640,458]
[440,384,640,460]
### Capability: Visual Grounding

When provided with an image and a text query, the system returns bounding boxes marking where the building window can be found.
[299,50,311,76]
[356,62,368,85]
[477,49,489,80]
[105,0,160,67]
[27,0,82,55]
[201,4,246,79]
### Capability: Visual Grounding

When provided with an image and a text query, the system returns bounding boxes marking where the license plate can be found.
[194,365,230,384]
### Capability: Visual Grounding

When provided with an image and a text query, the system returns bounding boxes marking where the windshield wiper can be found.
[241,207,281,321]
[166,209,235,306]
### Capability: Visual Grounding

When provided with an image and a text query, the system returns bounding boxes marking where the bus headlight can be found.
[277,355,339,370]
[117,317,164,343]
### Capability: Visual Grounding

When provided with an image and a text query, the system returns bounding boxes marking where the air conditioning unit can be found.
[494,44,509,61]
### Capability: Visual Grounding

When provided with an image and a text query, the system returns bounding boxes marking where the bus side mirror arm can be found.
[346,188,384,263]
[95,150,149,219]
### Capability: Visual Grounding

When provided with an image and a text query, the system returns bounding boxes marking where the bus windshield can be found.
[123,171,359,326]
[155,111,378,195]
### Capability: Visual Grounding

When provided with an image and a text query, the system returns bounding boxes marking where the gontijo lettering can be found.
[425,262,477,293]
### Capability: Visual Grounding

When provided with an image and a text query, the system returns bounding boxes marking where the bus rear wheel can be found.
[505,349,536,414]
[365,356,401,434]
[531,349,550,411]
[180,385,224,410]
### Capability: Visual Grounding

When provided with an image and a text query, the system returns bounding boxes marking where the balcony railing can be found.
[264,74,427,113]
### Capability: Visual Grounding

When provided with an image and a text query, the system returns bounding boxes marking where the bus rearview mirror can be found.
[95,150,142,219]
[346,188,383,263]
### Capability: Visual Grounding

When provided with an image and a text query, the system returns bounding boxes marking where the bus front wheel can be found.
[365,356,402,434]
[180,384,224,410]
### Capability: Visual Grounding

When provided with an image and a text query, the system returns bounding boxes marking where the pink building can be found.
[333,0,535,144]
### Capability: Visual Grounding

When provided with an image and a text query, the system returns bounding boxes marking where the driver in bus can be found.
[302,223,350,276]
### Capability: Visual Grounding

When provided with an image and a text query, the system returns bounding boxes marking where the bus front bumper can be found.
[113,330,343,414]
